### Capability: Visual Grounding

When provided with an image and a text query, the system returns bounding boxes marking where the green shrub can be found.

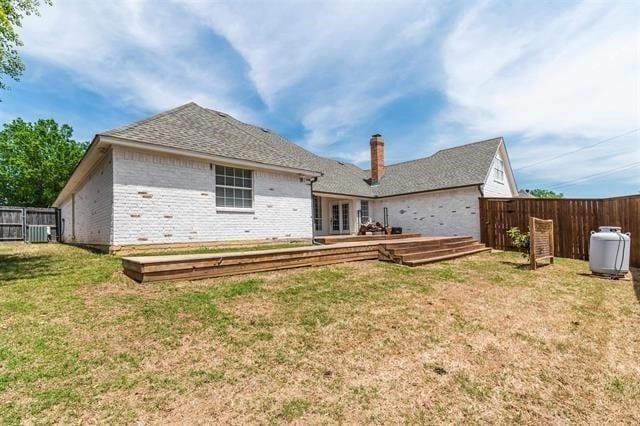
[507,227,530,257]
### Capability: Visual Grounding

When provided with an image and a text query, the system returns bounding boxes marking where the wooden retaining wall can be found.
[479,195,640,267]
[123,242,383,282]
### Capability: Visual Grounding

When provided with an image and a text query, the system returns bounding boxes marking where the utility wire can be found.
[514,128,640,171]
[543,161,640,190]
[547,161,640,189]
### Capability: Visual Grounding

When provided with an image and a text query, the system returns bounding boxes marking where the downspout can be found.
[309,175,321,245]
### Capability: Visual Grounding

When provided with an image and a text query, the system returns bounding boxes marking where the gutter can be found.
[100,135,323,177]
[313,183,484,201]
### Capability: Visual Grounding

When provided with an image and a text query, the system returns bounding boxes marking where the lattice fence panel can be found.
[529,217,554,270]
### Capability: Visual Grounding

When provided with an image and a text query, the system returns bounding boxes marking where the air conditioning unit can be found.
[27,225,49,243]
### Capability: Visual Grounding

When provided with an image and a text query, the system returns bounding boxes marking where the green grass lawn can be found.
[0,243,639,423]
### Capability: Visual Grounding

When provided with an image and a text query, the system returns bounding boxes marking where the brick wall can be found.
[111,147,312,246]
[59,198,72,242]
[371,186,482,239]
[370,134,384,183]
[59,151,114,245]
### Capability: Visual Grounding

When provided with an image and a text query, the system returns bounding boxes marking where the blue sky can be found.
[2,0,639,197]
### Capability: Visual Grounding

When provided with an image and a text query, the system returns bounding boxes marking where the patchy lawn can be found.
[0,243,639,424]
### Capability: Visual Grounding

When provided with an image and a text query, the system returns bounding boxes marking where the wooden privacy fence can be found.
[479,195,640,267]
[0,207,61,242]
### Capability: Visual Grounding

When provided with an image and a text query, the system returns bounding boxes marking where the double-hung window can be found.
[215,165,253,209]
[494,157,504,183]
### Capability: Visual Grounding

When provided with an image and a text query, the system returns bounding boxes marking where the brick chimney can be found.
[370,134,384,184]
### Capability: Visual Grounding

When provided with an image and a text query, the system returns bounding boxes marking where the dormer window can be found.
[494,157,505,183]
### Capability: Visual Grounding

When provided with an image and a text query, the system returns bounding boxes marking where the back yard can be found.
[0,243,639,423]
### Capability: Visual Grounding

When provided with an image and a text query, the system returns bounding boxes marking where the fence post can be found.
[479,198,486,246]
[22,207,27,242]
[529,216,535,270]
[56,208,62,242]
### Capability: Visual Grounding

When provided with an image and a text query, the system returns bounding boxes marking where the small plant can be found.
[507,227,530,257]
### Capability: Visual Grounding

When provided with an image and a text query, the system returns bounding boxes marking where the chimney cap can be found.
[371,133,382,138]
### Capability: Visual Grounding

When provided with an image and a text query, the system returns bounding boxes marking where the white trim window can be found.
[215,165,253,208]
[360,200,370,223]
[494,157,505,183]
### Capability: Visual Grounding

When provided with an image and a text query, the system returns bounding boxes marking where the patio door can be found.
[330,202,350,234]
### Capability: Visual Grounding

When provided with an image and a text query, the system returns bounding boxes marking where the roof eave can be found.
[313,183,484,200]
[373,183,485,199]
[99,135,323,177]
[312,190,375,199]
[52,135,104,207]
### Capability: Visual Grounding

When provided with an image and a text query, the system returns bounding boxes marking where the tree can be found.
[0,0,52,91]
[0,118,87,206]
[528,189,564,199]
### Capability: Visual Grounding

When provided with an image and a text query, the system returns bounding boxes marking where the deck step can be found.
[443,239,481,249]
[399,247,455,261]
[390,241,483,257]
[384,236,473,254]
[386,242,445,254]
[402,247,491,266]
[397,243,484,261]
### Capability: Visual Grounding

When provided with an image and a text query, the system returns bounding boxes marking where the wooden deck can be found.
[314,233,421,244]
[123,236,490,283]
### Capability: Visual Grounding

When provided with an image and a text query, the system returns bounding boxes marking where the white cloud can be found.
[18,0,256,119]
[14,0,640,193]
[439,0,640,185]
[19,0,446,146]
[442,1,639,138]
[180,1,440,105]
[179,0,445,149]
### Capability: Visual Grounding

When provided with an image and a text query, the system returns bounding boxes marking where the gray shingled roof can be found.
[518,189,536,198]
[370,137,503,197]
[219,112,374,197]
[102,102,317,173]
[100,103,502,198]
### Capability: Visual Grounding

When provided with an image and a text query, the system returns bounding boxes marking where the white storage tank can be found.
[589,226,631,278]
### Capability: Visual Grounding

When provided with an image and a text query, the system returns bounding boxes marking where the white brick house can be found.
[53,103,517,252]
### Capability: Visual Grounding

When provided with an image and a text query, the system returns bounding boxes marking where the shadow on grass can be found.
[499,261,532,271]
[631,268,640,304]
[0,253,61,284]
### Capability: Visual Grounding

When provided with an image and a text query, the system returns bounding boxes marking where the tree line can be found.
[0,119,86,206]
